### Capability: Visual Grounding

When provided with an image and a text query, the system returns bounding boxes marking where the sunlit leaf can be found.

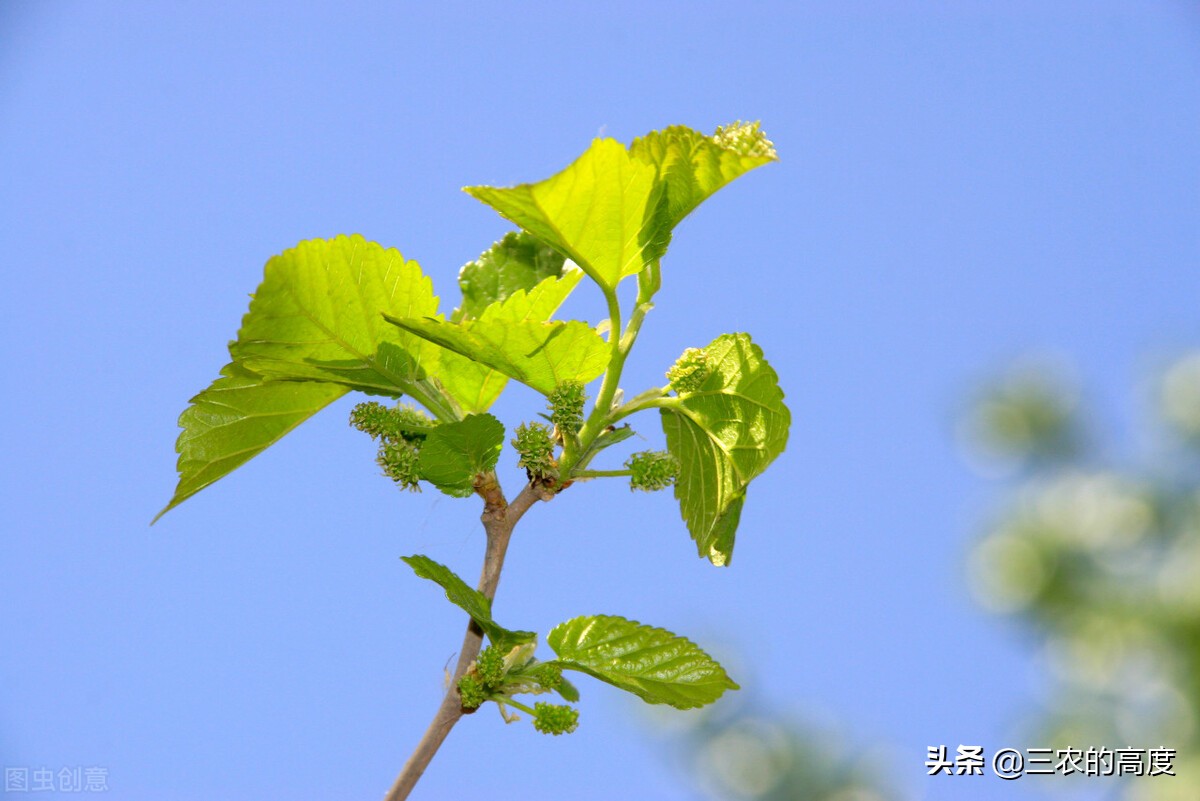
[231,235,453,416]
[660,333,789,566]
[466,124,777,293]
[435,269,584,413]
[465,138,663,290]
[547,615,737,709]
[453,231,569,322]
[386,315,608,397]
[629,121,777,230]
[156,362,345,521]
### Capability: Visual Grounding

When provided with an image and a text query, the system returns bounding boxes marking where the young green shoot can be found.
[158,121,789,799]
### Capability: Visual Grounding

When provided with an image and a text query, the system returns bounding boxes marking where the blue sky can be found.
[3,2,1199,799]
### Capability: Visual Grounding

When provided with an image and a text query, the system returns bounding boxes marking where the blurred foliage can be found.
[651,689,904,801]
[960,359,1084,470]
[964,355,1200,800]
[652,354,1200,800]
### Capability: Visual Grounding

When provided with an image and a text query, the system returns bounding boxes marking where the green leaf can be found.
[155,362,345,521]
[435,269,585,413]
[230,235,454,418]
[465,124,777,293]
[660,333,789,566]
[401,555,535,649]
[556,675,580,703]
[584,423,635,459]
[453,231,569,322]
[547,615,737,709]
[416,414,505,497]
[465,138,663,290]
[385,316,608,397]
[629,121,777,230]
[481,268,584,323]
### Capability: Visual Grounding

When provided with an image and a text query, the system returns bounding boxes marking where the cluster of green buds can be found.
[512,422,558,482]
[531,702,579,736]
[666,347,710,394]
[456,642,578,735]
[456,644,509,709]
[349,401,433,491]
[712,119,777,159]
[547,380,587,440]
[627,450,680,492]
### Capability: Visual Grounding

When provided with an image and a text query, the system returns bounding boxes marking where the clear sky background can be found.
[3,2,1199,800]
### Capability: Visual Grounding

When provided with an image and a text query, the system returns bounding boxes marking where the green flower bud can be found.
[526,662,563,692]
[548,380,586,439]
[378,440,421,492]
[475,645,507,691]
[457,674,487,710]
[352,402,434,493]
[627,450,680,492]
[713,120,777,159]
[350,401,432,443]
[532,702,579,736]
[666,348,709,394]
[349,401,394,440]
[513,422,558,481]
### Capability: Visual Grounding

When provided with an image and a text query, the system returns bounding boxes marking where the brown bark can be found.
[382,477,544,801]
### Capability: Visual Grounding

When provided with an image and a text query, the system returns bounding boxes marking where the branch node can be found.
[474,472,508,517]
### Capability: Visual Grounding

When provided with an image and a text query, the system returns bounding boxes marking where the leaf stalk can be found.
[560,266,658,477]
[572,469,634,479]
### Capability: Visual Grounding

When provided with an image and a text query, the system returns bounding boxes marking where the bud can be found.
[475,645,508,690]
[548,380,587,439]
[378,441,421,492]
[532,702,579,736]
[526,662,563,692]
[627,450,680,492]
[667,347,709,394]
[457,674,487,710]
[349,401,432,443]
[513,422,558,481]
[712,120,777,159]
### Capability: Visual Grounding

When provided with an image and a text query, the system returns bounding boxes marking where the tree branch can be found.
[382,474,546,801]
